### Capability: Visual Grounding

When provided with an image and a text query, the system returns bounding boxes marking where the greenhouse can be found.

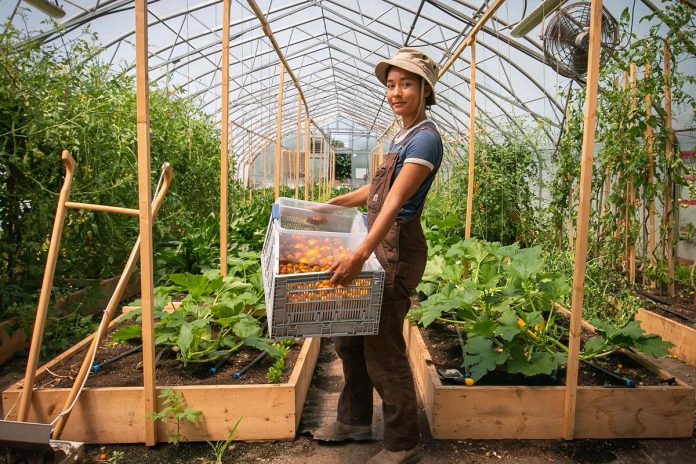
[1,0,695,462]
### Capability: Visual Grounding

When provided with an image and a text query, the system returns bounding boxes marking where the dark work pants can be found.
[334,290,419,452]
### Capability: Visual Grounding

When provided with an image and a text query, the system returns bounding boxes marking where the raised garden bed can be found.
[636,308,696,365]
[404,320,694,439]
[0,320,27,365]
[2,322,320,443]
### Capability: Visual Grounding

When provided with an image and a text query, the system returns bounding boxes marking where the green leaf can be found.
[633,335,674,357]
[177,322,194,354]
[233,316,262,339]
[463,336,508,381]
[110,324,142,342]
[582,337,606,356]
[244,337,281,357]
[469,320,496,337]
[508,351,559,377]
[505,247,544,282]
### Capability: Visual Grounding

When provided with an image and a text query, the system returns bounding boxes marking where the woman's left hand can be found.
[329,251,368,287]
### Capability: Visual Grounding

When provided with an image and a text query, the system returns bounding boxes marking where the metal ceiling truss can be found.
[13,0,617,170]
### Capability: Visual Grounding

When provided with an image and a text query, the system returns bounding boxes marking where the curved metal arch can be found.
[318,0,564,116]
[193,34,520,141]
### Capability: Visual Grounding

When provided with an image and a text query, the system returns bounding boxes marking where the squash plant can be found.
[409,239,672,382]
[116,252,277,366]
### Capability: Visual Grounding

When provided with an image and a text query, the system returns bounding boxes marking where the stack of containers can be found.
[261,197,385,339]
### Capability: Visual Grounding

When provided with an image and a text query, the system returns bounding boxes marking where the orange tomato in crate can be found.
[278,234,351,275]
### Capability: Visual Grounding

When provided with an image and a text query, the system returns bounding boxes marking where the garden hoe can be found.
[0,155,173,462]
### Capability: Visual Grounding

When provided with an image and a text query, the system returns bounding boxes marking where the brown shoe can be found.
[312,421,372,442]
[366,447,423,464]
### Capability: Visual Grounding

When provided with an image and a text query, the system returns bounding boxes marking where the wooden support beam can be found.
[465,39,476,240]
[274,64,285,200]
[64,202,139,216]
[134,0,157,445]
[304,114,309,201]
[629,63,637,284]
[645,63,656,287]
[17,151,75,422]
[562,0,603,441]
[220,0,231,276]
[295,94,301,199]
[663,41,675,296]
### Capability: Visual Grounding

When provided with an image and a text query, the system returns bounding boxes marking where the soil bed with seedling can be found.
[2,327,319,444]
[35,322,302,389]
[420,320,665,387]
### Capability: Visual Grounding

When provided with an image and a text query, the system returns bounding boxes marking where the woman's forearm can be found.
[327,184,370,207]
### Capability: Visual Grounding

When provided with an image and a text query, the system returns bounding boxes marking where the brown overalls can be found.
[334,124,437,452]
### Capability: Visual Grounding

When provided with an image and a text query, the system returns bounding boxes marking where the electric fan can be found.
[541,2,620,79]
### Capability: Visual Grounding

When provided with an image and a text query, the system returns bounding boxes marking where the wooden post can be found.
[318,135,324,200]
[645,63,656,288]
[295,94,301,199]
[17,151,75,422]
[304,114,310,201]
[274,64,285,200]
[52,165,173,439]
[134,0,157,445]
[220,0,230,276]
[247,130,253,200]
[379,137,384,166]
[562,0,603,441]
[663,41,675,296]
[465,38,476,239]
[629,64,637,284]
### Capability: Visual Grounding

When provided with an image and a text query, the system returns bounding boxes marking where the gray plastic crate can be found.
[261,202,385,339]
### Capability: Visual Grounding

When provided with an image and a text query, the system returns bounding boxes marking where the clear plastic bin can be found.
[276,197,366,234]
[261,200,384,339]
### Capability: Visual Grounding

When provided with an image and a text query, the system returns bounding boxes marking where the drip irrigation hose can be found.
[581,359,635,387]
[232,352,267,379]
[635,289,695,324]
[91,345,142,373]
[209,350,234,375]
[209,321,269,376]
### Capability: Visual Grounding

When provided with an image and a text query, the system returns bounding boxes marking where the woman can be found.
[313,48,443,464]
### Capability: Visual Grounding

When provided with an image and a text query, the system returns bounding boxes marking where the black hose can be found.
[91,344,142,373]
[581,359,635,387]
[232,351,267,379]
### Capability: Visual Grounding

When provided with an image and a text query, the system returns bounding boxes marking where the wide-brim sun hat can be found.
[375,47,439,106]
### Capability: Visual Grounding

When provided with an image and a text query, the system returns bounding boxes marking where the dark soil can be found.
[636,286,696,328]
[34,322,301,389]
[420,320,668,387]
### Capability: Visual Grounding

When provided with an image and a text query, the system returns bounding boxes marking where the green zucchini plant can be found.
[115,251,278,366]
[409,238,673,382]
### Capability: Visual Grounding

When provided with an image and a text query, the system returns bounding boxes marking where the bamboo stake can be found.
[52,165,173,438]
[17,151,75,422]
[220,0,230,276]
[274,64,285,200]
[134,0,157,445]
[318,135,324,201]
[309,130,317,201]
[629,64,637,284]
[263,138,267,190]
[562,0,603,440]
[379,137,384,165]
[64,202,139,217]
[295,94,301,199]
[247,130,253,201]
[465,38,476,240]
[645,63,656,288]
[663,41,675,296]
[304,114,309,200]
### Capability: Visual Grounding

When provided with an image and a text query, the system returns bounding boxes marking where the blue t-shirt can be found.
[388,120,443,220]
